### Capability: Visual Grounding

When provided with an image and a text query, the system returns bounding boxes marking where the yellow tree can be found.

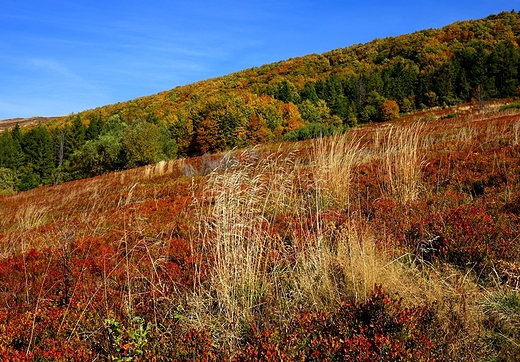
[380,99,400,121]
[282,103,305,132]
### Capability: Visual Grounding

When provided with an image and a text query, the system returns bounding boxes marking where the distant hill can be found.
[63,11,520,151]
[0,116,57,132]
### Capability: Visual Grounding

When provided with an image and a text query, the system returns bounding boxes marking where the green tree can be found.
[382,58,419,105]
[489,41,519,97]
[299,82,319,103]
[0,130,24,170]
[70,115,126,177]
[316,75,346,117]
[73,134,123,178]
[169,116,194,156]
[298,99,321,123]
[21,125,55,186]
[86,115,105,140]
[257,97,283,132]
[0,167,17,195]
[121,120,163,168]
[11,123,23,144]
[157,123,178,160]
[65,115,87,161]
[271,79,301,104]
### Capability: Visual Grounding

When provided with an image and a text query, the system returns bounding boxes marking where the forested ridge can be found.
[2,10,520,193]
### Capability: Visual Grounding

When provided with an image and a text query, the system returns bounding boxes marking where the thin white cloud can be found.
[30,58,81,79]
[27,58,103,95]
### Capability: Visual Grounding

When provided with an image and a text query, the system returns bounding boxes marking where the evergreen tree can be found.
[20,125,55,187]
[0,130,24,170]
[65,115,87,161]
[299,82,319,103]
[86,115,105,141]
[489,41,519,97]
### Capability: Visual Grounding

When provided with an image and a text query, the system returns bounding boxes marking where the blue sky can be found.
[0,0,515,120]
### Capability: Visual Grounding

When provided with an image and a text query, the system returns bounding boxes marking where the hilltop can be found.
[0,117,57,132]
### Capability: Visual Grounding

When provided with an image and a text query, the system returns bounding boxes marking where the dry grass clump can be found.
[186,151,300,348]
[14,204,49,231]
[311,133,363,209]
[379,122,427,203]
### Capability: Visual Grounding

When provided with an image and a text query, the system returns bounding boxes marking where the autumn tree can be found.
[194,118,221,154]
[212,96,251,149]
[380,99,400,121]
[282,103,305,132]
[248,113,270,145]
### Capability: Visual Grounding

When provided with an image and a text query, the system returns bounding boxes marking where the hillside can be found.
[1,102,520,360]
[2,11,520,194]
[1,10,520,361]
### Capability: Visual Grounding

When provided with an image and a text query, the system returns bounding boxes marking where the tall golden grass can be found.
[184,130,481,354]
[379,122,427,203]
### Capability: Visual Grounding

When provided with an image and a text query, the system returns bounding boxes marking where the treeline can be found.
[0,116,177,193]
[1,11,520,193]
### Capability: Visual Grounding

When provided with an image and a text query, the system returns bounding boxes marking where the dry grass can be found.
[14,203,49,231]
[186,151,300,348]
[311,133,363,209]
[183,134,482,353]
[379,122,427,203]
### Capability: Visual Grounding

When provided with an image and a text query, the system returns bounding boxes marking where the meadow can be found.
[1,101,520,361]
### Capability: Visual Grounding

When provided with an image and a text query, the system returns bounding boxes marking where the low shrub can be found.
[235,286,440,361]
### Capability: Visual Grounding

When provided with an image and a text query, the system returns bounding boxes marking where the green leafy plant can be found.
[105,316,152,361]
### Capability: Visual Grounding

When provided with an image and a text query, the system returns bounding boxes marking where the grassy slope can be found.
[1,101,520,360]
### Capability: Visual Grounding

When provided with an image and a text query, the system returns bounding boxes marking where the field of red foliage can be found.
[1,102,520,361]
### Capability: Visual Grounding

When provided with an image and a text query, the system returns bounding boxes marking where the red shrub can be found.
[235,286,439,361]
[406,204,518,273]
